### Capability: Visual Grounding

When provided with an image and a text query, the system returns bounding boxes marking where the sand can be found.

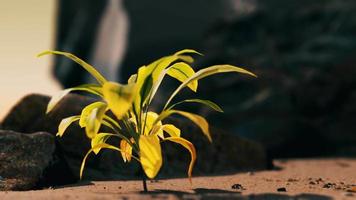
[0,158,355,199]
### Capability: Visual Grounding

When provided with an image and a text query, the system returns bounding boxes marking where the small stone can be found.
[287,178,298,182]
[309,181,316,185]
[231,184,245,190]
[323,183,335,189]
[277,187,287,192]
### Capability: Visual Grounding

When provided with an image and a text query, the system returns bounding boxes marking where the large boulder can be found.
[1,93,267,184]
[0,131,55,190]
[197,0,356,158]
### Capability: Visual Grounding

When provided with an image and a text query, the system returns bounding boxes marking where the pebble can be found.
[231,184,245,190]
[277,187,287,192]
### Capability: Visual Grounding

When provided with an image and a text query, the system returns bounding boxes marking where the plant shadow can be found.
[142,188,333,200]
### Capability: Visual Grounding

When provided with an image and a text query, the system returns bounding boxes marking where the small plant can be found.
[38,49,256,191]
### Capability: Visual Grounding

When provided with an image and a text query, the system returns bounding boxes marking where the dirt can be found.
[0,158,355,199]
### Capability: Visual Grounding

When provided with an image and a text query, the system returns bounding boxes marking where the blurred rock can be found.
[2,93,267,185]
[198,0,356,158]
[0,131,55,191]
[161,118,267,177]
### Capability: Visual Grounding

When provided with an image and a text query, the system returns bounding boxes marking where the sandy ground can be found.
[0,158,355,200]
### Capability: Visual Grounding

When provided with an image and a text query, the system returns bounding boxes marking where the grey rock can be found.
[0,130,55,190]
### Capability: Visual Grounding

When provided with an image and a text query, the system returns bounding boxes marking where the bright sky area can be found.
[0,0,61,120]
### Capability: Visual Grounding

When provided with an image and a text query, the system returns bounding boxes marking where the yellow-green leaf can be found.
[166,62,197,92]
[85,105,108,139]
[162,124,181,138]
[164,137,196,182]
[133,66,150,115]
[47,89,71,114]
[79,102,107,127]
[46,84,103,114]
[37,50,107,85]
[174,49,203,56]
[103,82,135,120]
[91,133,114,154]
[169,99,223,113]
[165,65,257,109]
[143,112,163,136]
[139,135,162,179]
[78,102,108,138]
[158,110,212,142]
[57,115,80,137]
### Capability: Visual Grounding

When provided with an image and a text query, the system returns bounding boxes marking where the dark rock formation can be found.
[197,0,356,158]
[1,93,267,186]
[0,131,55,190]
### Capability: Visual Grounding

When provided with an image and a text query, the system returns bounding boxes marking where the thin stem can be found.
[141,164,148,192]
[142,176,148,193]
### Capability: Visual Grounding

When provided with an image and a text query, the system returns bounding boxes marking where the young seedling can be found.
[38,49,256,192]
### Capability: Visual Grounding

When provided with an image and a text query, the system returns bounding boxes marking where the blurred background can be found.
[1,0,355,159]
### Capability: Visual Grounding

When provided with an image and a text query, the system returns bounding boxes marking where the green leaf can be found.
[139,134,162,179]
[165,65,256,109]
[162,124,181,137]
[164,137,196,182]
[103,82,135,120]
[169,99,223,113]
[174,49,203,56]
[78,102,107,138]
[158,110,212,142]
[166,62,197,92]
[91,133,115,154]
[79,102,107,127]
[37,50,107,85]
[46,89,71,114]
[57,115,80,137]
[46,84,103,114]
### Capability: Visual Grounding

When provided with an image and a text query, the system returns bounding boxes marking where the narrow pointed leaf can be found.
[91,133,114,154]
[158,110,212,142]
[139,135,162,179]
[47,89,71,114]
[165,65,256,108]
[85,104,108,139]
[162,124,181,137]
[166,62,197,92]
[57,115,80,137]
[79,102,107,127]
[164,137,196,182]
[174,49,203,56]
[170,99,223,113]
[38,50,107,85]
[46,84,103,114]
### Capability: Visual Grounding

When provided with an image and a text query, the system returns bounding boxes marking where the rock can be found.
[0,130,55,190]
[2,93,267,184]
[160,117,267,177]
[198,0,356,158]
[2,94,137,184]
